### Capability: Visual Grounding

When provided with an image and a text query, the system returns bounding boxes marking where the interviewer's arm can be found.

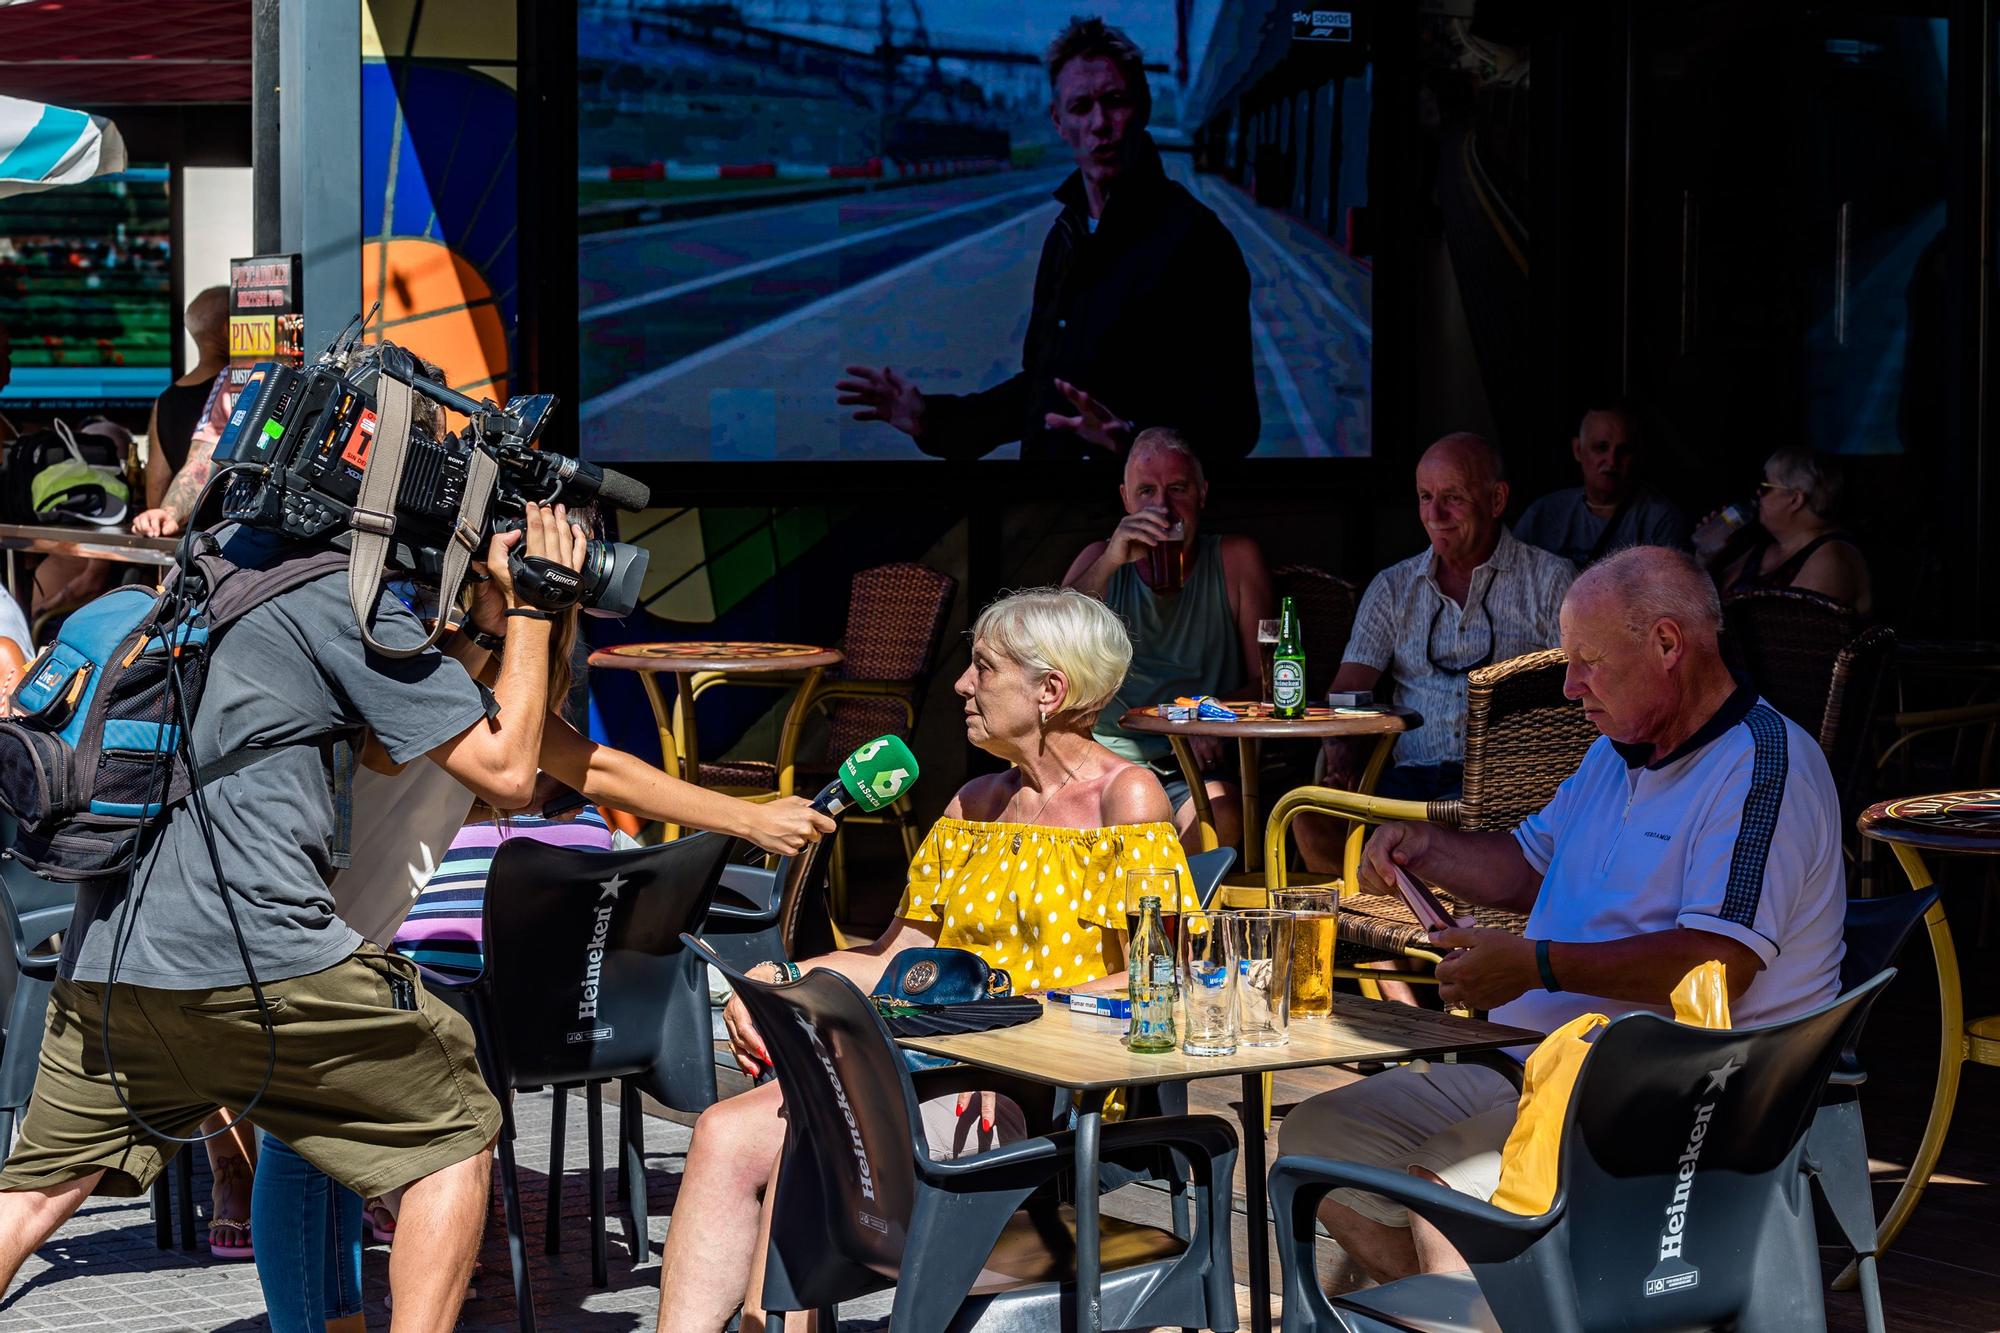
[537,713,833,855]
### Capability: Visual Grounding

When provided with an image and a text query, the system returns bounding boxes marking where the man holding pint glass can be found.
[1064,427,1274,855]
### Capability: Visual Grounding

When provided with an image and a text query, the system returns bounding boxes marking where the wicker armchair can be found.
[1273,564,1360,700]
[1722,588,1860,737]
[1264,648,1597,972]
[697,563,956,887]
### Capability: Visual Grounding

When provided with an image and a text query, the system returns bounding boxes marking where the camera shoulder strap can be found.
[346,367,499,659]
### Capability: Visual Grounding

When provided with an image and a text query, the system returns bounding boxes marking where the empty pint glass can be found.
[1274,889,1337,1019]
[1231,910,1293,1046]
[1178,908,1237,1056]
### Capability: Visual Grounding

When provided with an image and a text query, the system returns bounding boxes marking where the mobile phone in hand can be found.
[1392,863,1460,934]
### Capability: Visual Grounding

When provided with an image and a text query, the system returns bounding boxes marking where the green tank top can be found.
[1094,534,1242,762]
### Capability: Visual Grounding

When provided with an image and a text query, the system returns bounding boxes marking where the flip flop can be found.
[208,1217,254,1261]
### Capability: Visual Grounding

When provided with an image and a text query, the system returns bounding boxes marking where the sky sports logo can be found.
[1292,9,1354,42]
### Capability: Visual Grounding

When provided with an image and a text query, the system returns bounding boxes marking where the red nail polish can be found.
[956,1095,967,1115]
[982,1117,994,1133]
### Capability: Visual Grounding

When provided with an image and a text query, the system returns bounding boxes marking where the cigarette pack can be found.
[1043,990,1131,1019]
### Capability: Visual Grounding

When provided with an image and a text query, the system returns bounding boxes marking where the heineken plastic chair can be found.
[420,831,732,1331]
[695,940,1241,1332]
[1272,971,1890,1333]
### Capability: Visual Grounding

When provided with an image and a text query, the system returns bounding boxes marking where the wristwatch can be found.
[462,622,504,653]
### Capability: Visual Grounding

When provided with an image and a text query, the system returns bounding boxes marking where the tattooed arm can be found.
[132,378,232,537]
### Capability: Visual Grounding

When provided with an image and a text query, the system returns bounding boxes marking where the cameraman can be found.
[0,501,590,1329]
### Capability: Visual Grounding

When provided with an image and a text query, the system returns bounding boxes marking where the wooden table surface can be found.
[1119,701,1422,741]
[587,640,843,674]
[898,992,1538,1091]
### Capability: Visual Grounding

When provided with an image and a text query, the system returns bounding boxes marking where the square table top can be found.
[896,994,1541,1091]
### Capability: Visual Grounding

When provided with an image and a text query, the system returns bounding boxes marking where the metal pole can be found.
[276,0,361,354]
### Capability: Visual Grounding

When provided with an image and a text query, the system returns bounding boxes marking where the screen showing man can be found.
[576,2,1375,462]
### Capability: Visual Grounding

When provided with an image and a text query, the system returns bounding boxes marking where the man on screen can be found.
[837,17,1258,464]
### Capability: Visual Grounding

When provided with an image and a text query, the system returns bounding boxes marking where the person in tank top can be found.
[1063,427,1274,854]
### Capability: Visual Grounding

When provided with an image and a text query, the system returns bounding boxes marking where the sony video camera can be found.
[211,327,651,616]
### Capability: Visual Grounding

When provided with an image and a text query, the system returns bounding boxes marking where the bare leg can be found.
[200,1109,256,1250]
[0,1172,102,1294]
[657,1082,787,1333]
[386,1142,492,1333]
[1316,1196,1418,1287]
[1291,809,1346,876]
[740,1156,818,1333]
[1407,1168,1469,1274]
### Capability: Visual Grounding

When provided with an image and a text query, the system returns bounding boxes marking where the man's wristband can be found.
[1535,938,1562,993]
[504,606,557,622]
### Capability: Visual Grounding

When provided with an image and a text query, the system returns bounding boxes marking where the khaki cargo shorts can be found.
[0,944,501,1201]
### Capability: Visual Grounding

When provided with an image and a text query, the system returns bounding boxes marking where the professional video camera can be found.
[212,319,652,619]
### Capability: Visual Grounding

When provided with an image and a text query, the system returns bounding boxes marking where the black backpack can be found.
[0,535,352,882]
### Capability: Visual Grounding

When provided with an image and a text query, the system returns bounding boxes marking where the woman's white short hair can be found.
[972,587,1133,719]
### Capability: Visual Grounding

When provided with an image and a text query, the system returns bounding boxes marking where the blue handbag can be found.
[871,947,1016,1072]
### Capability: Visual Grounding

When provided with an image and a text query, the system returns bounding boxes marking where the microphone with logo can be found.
[811,734,920,818]
[776,735,921,951]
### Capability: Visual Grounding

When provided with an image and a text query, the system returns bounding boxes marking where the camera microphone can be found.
[812,735,920,817]
[591,466,650,513]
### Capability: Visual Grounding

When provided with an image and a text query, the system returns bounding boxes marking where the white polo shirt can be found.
[1491,686,1846,1044]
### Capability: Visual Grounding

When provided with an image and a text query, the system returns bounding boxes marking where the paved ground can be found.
[0,1088,898,1332]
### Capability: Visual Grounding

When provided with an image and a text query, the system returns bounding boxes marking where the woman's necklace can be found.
[1011,762,1080,854]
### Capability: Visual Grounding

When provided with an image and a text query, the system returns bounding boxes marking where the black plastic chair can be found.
[1272,971,1892,1333]
[419,831,733,1332]
[1805,889,1939,1333]
[692,938,1241,1332]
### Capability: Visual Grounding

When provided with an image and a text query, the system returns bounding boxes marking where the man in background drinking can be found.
[1064,427,1272,853]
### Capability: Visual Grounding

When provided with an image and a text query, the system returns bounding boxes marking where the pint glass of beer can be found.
[1274,889,1337,1019]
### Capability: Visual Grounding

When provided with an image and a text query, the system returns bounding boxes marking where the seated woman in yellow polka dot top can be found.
[659,587,1200,1333]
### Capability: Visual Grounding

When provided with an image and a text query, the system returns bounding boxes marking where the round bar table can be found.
[588,641,843,837]
[1847,789,2000,1285]
[1119,701,1421,878]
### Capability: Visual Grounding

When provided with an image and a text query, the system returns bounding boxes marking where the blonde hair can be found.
[972,586,1132,719]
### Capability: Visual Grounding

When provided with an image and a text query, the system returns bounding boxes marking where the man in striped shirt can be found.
[1280,547,1846,1286]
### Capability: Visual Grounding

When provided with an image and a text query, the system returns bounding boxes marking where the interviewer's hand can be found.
[131,508,181,538]
[1430,927,1535,1011]
[744,797,837,857]
[837,365,929,438]
[1357,820,1434,895]
[1043,378,1133,453]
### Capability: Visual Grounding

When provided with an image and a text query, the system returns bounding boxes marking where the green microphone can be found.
[815,734,920,816]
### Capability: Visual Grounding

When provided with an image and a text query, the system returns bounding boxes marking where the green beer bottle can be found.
[1273,595,1306,719]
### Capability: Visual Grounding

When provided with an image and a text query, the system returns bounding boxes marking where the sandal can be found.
[362,1197,397,1245]
[207,1217,254,1261]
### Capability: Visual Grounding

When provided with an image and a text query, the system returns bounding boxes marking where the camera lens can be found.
[579,539,649,619]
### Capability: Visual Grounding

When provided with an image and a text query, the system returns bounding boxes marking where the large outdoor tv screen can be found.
[577,0,1374,462]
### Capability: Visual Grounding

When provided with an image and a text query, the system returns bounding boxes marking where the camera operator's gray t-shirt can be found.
[62,560,487,988]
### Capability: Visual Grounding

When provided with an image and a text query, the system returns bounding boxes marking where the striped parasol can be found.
[0,93,124,198]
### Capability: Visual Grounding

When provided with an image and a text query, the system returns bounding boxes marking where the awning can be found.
[0,93,125,198]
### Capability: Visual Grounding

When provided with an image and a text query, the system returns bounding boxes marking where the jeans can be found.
[252,1132,364,1331]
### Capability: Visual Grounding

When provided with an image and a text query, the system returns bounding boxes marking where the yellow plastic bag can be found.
[1488,962,1733,1215]
[1670,959,1732,1030]
[1487,1012,1608,1216]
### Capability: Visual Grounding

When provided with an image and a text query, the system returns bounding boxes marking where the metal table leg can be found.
[1837,846,1965,1289]
[1075,1098,1103,1333]
[1239,738,1263,874]
[1242,1071,1272,1333]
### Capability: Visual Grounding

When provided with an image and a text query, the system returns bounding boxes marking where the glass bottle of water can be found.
[1128,895,1178,1052]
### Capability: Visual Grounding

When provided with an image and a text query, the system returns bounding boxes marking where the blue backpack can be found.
[0,539,349,882]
